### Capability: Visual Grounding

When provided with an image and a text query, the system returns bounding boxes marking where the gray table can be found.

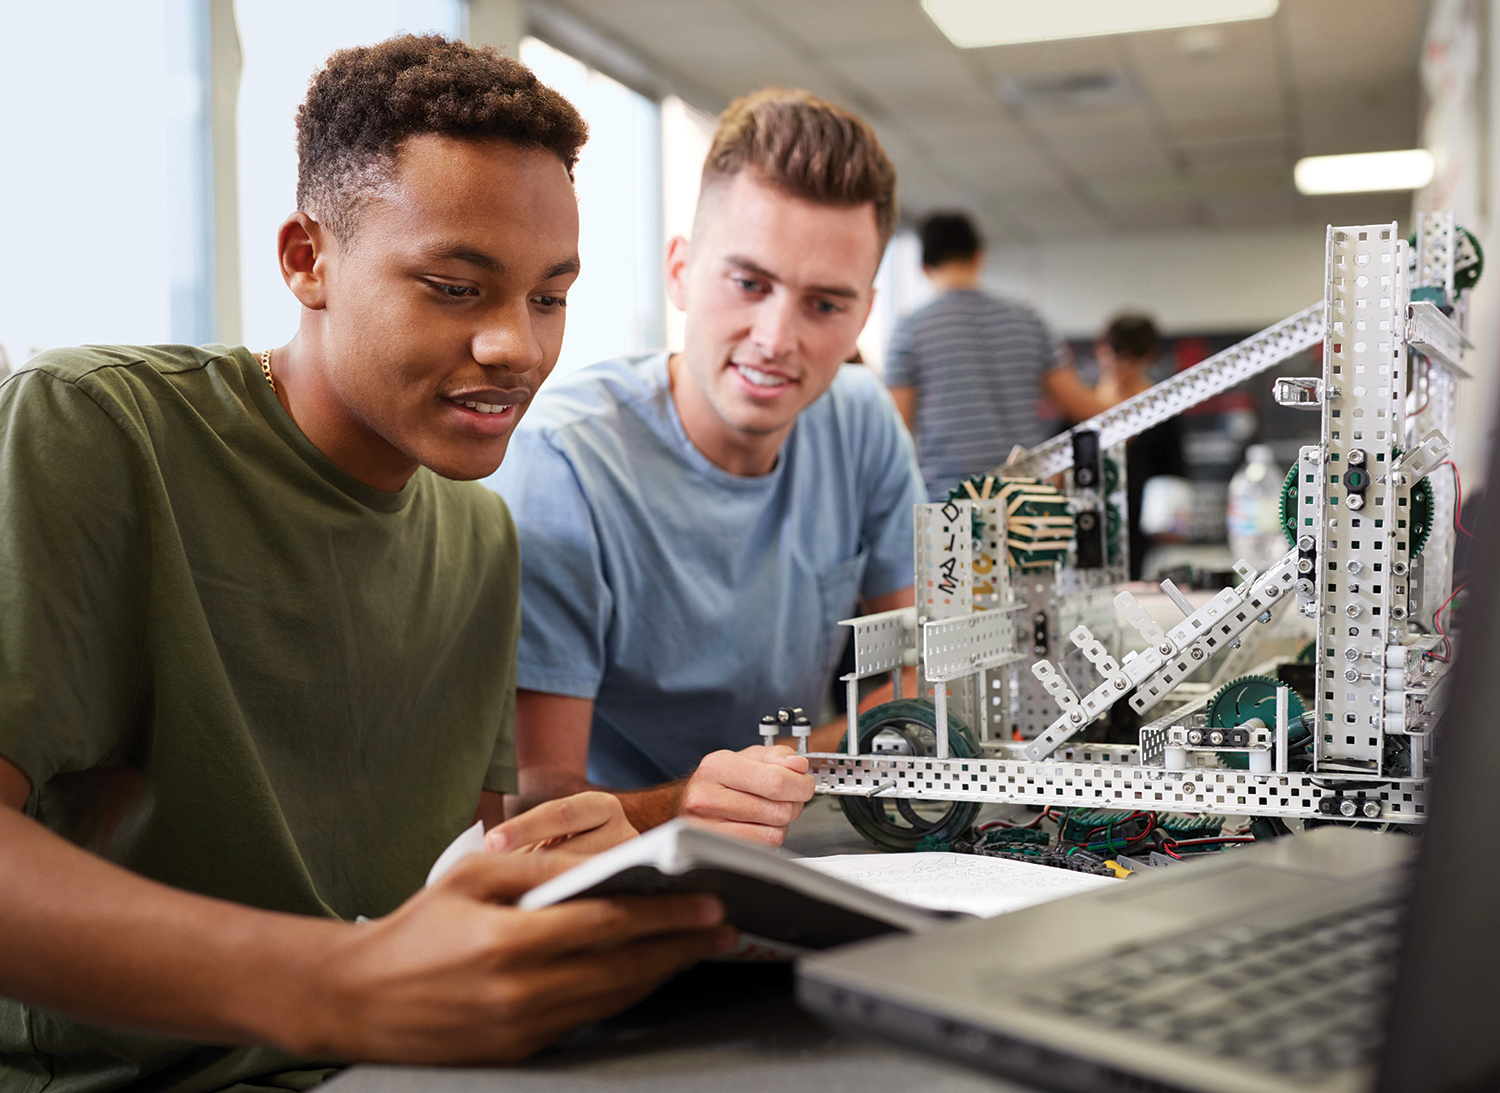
[323,798,1038,1093]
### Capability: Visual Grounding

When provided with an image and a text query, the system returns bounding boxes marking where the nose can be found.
[747,289,798,362]
[472,297,546,375]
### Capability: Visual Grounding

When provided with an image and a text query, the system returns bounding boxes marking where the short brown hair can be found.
[699,88,897,249]
[297,34,588,243]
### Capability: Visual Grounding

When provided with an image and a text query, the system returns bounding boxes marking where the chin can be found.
[419,440,512,482]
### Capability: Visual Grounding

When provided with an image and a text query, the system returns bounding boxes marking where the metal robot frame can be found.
[792,213,1473,835]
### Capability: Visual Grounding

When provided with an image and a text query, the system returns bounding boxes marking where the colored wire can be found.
[1427,582,1467,662]
[1445,461,1474,540]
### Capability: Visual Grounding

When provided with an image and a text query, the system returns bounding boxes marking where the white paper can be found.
[793,852,1119,918]
[426,820,487,887]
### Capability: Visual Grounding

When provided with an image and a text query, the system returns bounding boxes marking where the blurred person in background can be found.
[886,212,1062,500]
[1047,313,1187,579]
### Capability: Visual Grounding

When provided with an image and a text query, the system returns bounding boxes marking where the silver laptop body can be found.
[798,826,1410,1093]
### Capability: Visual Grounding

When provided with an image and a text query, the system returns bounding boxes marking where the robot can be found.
[787,213,1480,853]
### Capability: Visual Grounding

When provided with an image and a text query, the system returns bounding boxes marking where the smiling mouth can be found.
[733,363,793,389]
[456,399,513,414]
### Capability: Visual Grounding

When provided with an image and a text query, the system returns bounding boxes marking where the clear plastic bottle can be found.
[1226,444,1285,570]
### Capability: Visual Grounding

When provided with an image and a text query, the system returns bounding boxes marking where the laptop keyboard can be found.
[1027,898,1401,1080]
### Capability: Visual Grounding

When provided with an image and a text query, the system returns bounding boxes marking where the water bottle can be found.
[1226,444,1285,570]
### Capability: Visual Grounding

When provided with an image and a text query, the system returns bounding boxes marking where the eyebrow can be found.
[422,245,579,281]
[726,255,860,300]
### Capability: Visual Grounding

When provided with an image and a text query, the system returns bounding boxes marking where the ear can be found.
[278,212,333,311]
[664,235,691,314]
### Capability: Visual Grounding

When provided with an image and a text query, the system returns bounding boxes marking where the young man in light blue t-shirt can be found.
[489,88,924,847]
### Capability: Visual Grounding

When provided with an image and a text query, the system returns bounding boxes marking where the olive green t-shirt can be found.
[0,345,520,1093]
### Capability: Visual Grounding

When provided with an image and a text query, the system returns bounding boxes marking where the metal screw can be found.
[1346,560,1364,576]
[1296,579,1315,598]
[1345,647,1361,661]
[1346,603,1363,618]
[1297,557,1314,574]
[1113,678,1127,690]
[1393,561,1408,576]
[1264,584,1279,598]
[1069,711,1084,723]
[1347,448,1366,466]
[1158,643,1175,657]
[1344,668,1361,683]
[1208,730,1225,746]
[1297,535,1316,552]
[1187,729,1204,745]
[1339,798,1359,818]
[1346,493,1365,511]
[1362,800,1382,819]
[1189,647,1204,660]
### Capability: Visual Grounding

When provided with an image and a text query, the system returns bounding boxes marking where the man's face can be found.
[667,171,880,461]
[311,134,580,482]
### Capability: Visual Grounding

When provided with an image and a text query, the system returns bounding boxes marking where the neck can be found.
[667,353,786,477]
[926,262,981,293]
[265,334,419,493]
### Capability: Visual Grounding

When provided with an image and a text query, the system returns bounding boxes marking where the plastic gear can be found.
[1296,639,1317,664]
[1208,674,1307,730]
[1279,463,1300,546]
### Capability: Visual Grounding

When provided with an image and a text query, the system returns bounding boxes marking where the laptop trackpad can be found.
[1097,862,1327,918]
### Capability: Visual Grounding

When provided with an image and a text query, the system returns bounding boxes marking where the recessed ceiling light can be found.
[1293,150,1436,195]
[921,0,1278,48]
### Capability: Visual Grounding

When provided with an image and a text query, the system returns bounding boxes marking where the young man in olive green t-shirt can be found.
[0,36,732,1093]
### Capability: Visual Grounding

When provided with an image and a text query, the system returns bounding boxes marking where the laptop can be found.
[797,461,1500,1092]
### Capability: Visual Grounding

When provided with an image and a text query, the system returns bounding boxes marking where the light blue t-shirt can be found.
[487,352,924,788]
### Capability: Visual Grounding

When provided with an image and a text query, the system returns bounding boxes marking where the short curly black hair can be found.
[296,34,588,242]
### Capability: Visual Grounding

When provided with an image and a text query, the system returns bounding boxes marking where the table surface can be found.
[322,797,1039,1093]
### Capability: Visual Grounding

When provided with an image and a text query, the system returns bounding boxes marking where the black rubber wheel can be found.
[836,698,983,852]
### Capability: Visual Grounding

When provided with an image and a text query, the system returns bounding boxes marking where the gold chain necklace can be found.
[258,348,276,394]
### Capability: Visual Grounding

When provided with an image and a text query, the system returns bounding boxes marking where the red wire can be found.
[1428,582,1468,662]
[1445,461,1475,540]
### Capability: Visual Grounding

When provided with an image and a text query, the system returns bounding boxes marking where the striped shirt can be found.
[885,289,1059,500]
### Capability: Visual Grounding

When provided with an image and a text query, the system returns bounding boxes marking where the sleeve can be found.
[882,313,921,389]
[485,427,613,700]
[1034,311,1064,374]
[852,380,926,600]
[0,369,147,798]
[482,504,522,796]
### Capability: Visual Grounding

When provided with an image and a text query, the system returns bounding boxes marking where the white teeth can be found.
[736,364,790,388]
[460,400,508,414]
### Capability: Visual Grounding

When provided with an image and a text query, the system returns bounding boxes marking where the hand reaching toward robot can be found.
[676,745,815,847]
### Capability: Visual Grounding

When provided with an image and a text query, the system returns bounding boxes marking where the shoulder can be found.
[8,343,247,421]
[515,353,666,441]
[805,366,906,444]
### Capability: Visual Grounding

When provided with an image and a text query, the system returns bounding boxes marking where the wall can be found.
[978,225,1331,340]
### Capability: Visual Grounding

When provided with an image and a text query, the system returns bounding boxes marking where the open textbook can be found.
[430,819,1117,954]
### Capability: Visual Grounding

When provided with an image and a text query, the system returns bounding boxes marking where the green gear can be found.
[1208,674,1306,731]
[1279,463,1300,546]
[1106,500,1122,566]
[1457,226,1484,292]
[1296,639,1317,664]
[1103,455,1120,495]
[1280,453,1433,557]
[1209,675,1310,771]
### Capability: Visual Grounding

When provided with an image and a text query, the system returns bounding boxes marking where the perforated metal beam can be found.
[1010,302,1325,479]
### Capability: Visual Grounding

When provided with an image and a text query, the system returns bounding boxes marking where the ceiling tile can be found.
[747,0,950,56]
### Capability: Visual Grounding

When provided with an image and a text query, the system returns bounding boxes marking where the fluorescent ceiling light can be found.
[921,0,1278,48]
[1293,150,1435,195]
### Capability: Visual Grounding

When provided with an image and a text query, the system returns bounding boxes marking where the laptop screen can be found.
[1377,417,1500,1093]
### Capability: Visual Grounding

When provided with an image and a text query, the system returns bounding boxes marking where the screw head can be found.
[1346,493,1365,511]
[1392,561,1408,576]
[1069,711,1084,723]
[1345,647,1361,661]
[1114,678,1127,690]
[1339,798,1359,818]
[1348,448,1366,466]
[1298,535,1316,552]
[1392,606,1406,620]
[1187,729,1204,745]
[1190,647,1204,660]
[1208,730,1225,746]
[1362,800,1382,819]
[1158,643,1175,656]
[1345,668,1361,683]
[1346,603,1363,618]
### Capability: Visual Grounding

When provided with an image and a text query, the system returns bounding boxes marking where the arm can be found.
[0,754,730,1063]
[888,385,917,434]
[511,689,813,847]
[1040,366,1109,424]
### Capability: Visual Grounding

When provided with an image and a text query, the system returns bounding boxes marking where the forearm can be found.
[0,805,341,1053]
[512,764,683,833]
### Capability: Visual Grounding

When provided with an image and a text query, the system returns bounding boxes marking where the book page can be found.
[794,852,1119,918]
